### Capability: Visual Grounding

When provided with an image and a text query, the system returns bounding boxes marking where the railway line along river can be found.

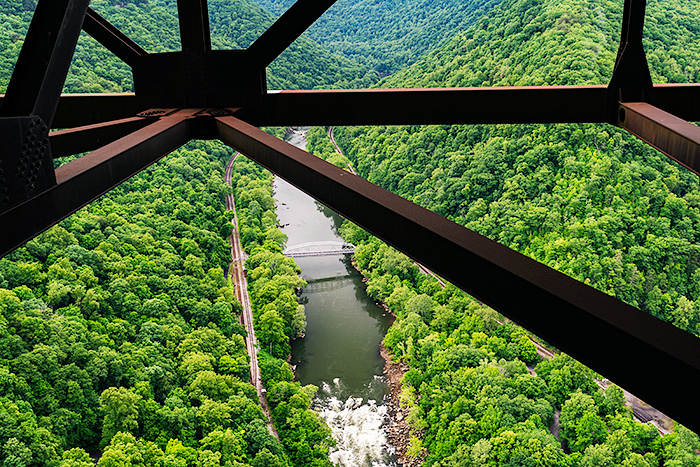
[274,128,397,467]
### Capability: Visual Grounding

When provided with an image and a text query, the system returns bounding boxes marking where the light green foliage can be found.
[100,387,142,446]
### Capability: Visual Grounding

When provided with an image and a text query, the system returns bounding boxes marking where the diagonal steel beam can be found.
[246,0,337,69]
[618,102,700,177]
[0,110,198,257]
[241,86,610,126]
[49,116,153,159]
[0,0,90,127]
[82,8,147,67]
[215,115,700,433]
[177,0,211,53]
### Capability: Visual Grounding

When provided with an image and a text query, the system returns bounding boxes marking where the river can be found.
[274,129,397,467]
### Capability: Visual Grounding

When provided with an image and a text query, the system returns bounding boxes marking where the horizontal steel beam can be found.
[648,83,700,121]
[3,84,698,130]
[50,116,152,158]
[215,115,700,433]
[1,93,142,128]
[82,8,147,67]
[244,86,611,126]
[618,102,700,177]
[0,111,197,257]
[52,94,140,128]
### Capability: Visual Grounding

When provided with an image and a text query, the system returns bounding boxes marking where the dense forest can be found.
[0,0,363,465]
[3,0,700,464]
[253,0,500,75]
[303,0,700,463]
[331,0,700,338]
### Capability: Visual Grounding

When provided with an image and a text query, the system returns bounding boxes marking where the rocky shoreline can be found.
[352,257,426,466]
[380,343,426,467]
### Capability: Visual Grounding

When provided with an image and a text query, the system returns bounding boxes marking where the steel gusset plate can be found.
[215,115,700,433]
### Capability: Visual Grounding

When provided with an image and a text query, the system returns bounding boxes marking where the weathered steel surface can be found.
[618,102,700,176]
[50,116,152,158]
[216,115,700,432]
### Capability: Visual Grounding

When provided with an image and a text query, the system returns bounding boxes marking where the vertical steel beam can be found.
[246,0,337,68]
[82,8,147,67]
[177,0,212,53]
[608,0,652,104]
[0,0,90,126]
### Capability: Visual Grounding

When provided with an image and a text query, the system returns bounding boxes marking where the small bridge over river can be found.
[283,241,355,258]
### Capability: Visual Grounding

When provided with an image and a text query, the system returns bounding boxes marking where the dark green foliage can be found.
[255,0,501,75]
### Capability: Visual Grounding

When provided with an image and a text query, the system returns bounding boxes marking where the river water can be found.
[274,129,397,467]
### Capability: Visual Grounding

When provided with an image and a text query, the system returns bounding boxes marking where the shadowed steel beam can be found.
[50,116,152,158]
[82,8,147,67]
[618,102,700,177]
[177,0,211,53]
[31,93,140,129]
[215,115,700,433]
[608,0,651,100]
[243,86,610,126]
[648,83,700,121]
[0,0,89,126]
[0,111,196,257]
[1,91,140,131]
[246,0,337,68]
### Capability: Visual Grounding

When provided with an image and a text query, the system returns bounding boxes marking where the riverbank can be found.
[381,344,425,467]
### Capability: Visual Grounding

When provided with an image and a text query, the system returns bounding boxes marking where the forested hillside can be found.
[0,0,378,93]
[0,0,366,465]
[303,0,700,464]
[334,0,700,337]
[254,0,500,75]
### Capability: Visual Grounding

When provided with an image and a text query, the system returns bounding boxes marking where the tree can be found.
[99,387,142,447]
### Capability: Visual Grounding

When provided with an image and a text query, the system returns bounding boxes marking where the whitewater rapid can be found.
[315,378,397,467]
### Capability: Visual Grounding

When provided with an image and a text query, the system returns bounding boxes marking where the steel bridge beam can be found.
[0,111,198,257]
[246,0,337,69]
[82,8,147,67]
[49,116,154,159]
[618,102,700,177]
[177,0,212,53]
[0,0,89,127]
[215,114,700,432]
